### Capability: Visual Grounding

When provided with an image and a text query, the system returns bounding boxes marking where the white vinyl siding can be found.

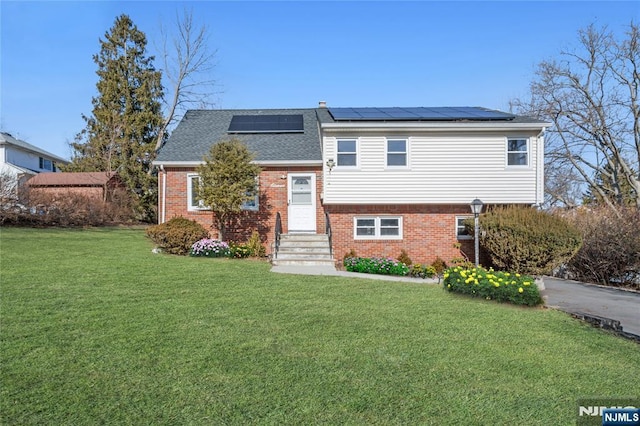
[323,133,541,204]
[354,216,402,240]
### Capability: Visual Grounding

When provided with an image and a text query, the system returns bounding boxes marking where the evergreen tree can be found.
[66,14,164,222]
[196,139,261,240]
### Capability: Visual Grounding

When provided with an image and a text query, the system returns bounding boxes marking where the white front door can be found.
[288,173,316,233]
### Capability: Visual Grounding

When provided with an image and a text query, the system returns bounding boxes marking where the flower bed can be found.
[443,266,543,306]
[343,257,436,279]
[189,239,230,257]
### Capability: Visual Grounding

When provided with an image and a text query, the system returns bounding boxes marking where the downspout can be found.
[535,128,546,207]
[160,164,166,223]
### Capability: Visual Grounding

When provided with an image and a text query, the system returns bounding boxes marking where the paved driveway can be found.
[543,277,640,337]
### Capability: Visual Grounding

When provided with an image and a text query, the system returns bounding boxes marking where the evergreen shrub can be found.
[146,217,209,255]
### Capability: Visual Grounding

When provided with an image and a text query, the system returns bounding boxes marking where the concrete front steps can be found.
[271,233,335,267]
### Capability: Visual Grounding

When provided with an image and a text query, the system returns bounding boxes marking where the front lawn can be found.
[1,227,638,425]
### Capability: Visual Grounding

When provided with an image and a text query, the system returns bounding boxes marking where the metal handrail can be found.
[274,212,282,259]
[325,210,333,258]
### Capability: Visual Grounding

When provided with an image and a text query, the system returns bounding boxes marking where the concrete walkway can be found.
[271,265,639,338]
[271,265,439,284]
[542,277,640,337]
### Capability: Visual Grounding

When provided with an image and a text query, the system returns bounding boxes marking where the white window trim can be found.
[187,173,207,211]
[506,137,529,167]
[187,173,259,212]
[385,138,409,169]
[336,139,359,168]
[456,216,473,240]
[354,216,403,240]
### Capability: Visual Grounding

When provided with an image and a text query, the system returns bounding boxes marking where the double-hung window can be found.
[187,174,206,210]
[39,157,53,171]
[354,216,402,240]
[241,177,260,211]
[337,139,357,167]
[187,174,259,211]
[507,138,528,166]
[386,139,407,167]
[455,216,473,240]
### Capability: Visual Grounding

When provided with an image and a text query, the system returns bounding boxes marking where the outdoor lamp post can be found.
[470,198,484,267]
[326,158,336,172]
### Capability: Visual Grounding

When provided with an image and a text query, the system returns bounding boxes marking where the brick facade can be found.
[159,166,324,250]
[325,204,476,267]
[159,167,479,266]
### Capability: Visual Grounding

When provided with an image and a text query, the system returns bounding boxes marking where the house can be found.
[0,132,68,199]
[26,172,125,202]
[153,104,550,265]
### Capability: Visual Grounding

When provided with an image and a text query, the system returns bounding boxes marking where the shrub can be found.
[443,266,543,307]
[344,257,409,276]
[190,238,230,257]
[409,264,436,279]
[246,230,266,257]
[562,207,640,288]
[397,249,412,266]
[229,242,252,258]
[343,249,357,263]
[478,206,582,275]
[146,217,209,255]
[430,257,447,275]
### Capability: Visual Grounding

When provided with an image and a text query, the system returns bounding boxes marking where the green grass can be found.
[1,227,638,425]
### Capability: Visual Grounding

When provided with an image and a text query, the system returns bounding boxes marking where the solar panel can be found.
[228,114,304,133]
[327,107,515,122]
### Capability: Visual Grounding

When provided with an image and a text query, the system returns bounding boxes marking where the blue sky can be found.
[1,1,638,159]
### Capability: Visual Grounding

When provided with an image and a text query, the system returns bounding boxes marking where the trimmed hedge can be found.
[146,217,209,255]
[478,206,582,275]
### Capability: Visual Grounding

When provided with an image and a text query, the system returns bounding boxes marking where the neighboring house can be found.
[0,132,68,198]
[27,172,125,202]
[153,104,550,265]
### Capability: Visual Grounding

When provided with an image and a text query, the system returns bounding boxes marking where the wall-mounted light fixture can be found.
[326,158,336,172]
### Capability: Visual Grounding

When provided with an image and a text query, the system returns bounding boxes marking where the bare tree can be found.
[513,23,640,211]
[155,8,218,152]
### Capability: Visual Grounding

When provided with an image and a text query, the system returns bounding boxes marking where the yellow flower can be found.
[524,281,531,286]
[447,284,451,288]
[474,279,479,285]
[505,272,510,277]
[444,273,449,279]
[494,283,500,288]
[515,273,521,278]
[518,287,524,293]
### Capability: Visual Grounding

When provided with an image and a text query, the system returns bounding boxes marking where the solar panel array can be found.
[328,107,515,122]
[228,114,304,133]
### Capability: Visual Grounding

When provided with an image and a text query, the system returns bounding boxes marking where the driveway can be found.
[543,277,640,337]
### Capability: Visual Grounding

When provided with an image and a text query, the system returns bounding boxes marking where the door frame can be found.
[287,172,317,233]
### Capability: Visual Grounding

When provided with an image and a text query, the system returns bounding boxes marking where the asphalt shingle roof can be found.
[155,109,322,163]
[157,106,548,164]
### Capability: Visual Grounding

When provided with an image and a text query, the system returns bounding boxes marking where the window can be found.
[337,139,357,166]
[507,138,528,166]
[39,157,53,171]
[456,216,473,240]
[387,139,407,167]
[354,216,402,239]
[187,174,206,210]
[242,177,260,211]
[187,174,259,211]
